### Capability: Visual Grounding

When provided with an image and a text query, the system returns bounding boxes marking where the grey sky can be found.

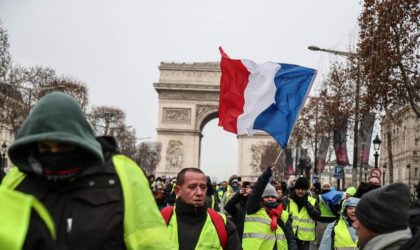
[0,0,362,180]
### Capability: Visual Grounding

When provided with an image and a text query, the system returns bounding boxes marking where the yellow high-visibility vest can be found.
[288,197,316,241]
[167,209,227,250]
[2,154,175,250]
[0,187,55,250]
[243,208,289,250]
[334,218,357,250]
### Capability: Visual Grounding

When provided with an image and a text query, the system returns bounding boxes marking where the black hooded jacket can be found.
[5,92,125,250]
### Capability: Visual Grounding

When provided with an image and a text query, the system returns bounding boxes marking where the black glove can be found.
[262,165,273,178]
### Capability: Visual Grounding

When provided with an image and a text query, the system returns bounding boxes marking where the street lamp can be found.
[373,134,381,168]
[308,45,359,187]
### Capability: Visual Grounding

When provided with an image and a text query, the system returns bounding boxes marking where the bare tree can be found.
[88,106,126,136]
[357,0,419,182]
[357,0,419,117]
[0,19,11,80]
[135,142,162,176]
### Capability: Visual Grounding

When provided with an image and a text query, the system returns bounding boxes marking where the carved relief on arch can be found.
[196,105,218,130]
[166,140,184,169]
[250,142,266,172]
[163,108,191,124]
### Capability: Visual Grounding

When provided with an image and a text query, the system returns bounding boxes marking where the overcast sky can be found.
[0,0,362,181]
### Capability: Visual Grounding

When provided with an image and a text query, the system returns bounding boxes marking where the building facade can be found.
[380,105,420,192]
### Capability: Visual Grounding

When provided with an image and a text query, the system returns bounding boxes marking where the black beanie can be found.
[356,182,410,234]
[294,177,309,190]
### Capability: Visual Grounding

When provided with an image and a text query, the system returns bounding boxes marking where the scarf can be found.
[266,203,284,231]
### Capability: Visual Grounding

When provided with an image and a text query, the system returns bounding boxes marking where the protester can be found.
[205,176,220,211]
[221,176,241,212]
[321,182,331,194]
[353,182,412,249]
[1,92,173,249]
[0,187,56,250]
[315,181,338,248]
[244,165,297,250]
[225,181,252,240]
[161,167,242,250]
[287,176,320,250]
[367,176,381,188]
[154,182,167,210]
[344,186,357,199]
[319,197,360,250]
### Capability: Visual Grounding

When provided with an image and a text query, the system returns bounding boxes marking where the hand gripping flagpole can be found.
[271,148,284,182]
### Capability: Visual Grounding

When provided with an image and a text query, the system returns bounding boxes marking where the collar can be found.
[361,227,412,250]
[175,198,207,217]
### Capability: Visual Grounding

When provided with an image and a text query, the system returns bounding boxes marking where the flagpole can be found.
[271,148,283,182]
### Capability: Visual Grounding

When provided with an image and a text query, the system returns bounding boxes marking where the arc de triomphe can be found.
[153,62,275,180]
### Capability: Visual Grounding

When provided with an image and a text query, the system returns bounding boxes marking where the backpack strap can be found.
[207,208,228,249]
[161,206,174,224]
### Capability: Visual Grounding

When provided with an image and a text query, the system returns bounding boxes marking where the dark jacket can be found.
[174,199,242,250]
[246,167,298,250]
[288,192,321,222]
[224,191,248,239]
[6,92,123,250]
[14,159,125,250]
[23,211,56,250]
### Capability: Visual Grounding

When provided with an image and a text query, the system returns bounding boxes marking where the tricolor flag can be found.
[218,47,317,148]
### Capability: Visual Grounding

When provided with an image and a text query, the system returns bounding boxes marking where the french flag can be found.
[218,47,316,148]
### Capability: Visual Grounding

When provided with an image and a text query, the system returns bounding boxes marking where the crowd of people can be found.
[0,92,419,250]
[148,166,420,250]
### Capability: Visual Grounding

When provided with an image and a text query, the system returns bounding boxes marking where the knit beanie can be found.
[294,177,309,190]
[356,183,410,234]
[345,186,357,196]
[262,183,278,198]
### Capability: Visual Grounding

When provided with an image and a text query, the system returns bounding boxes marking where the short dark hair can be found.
[176,168,205,186]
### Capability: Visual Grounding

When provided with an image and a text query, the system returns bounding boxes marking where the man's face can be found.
[175,171,207,207]
[346,206,356,221]
[262,196,277,203]
[322,184,330,192]
[369,177,381,187]
[353,216,378,246]
[295,188,306,197]
[277,189,283,199]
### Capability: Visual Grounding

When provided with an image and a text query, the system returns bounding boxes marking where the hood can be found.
[8,92,104,177]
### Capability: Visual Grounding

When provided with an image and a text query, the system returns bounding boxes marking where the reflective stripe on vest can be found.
[288,197,316,241]
[319,195,336,218]
[334,218,357,250]
[167,209,226,250]
[0,187,55,250]
[242,208,289,250]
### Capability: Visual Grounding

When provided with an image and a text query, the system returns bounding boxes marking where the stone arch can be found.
[154,62,273,179]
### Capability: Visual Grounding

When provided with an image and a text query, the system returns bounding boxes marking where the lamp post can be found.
[373,134,381,168]
[308,45,359,187]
